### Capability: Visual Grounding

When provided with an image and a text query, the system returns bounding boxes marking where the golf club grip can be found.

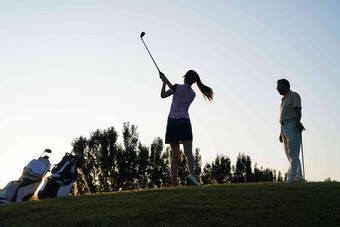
[141,38,161,73]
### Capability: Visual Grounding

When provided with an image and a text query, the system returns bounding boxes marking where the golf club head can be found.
[140,32,145,38]
[40,148,52,158]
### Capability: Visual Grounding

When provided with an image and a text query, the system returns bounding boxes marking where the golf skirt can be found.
[165,117,193,144]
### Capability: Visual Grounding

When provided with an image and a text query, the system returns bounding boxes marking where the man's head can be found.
[277,79,290,96]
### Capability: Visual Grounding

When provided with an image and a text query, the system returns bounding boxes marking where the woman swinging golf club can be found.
[160,70,213,187]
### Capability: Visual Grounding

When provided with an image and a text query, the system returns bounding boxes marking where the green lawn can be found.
[0,182,339,226]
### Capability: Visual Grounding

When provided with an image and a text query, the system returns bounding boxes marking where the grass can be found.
[0,182,339,226]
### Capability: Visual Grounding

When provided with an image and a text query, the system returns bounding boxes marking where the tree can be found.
[324,177,337,182]
[148,137,164,188]
[201,163,214,184]
[212,155,231,183]
[253,165,276,182]
[201,154,231,184]
[245,155,253,182]
[137,142,149,189]
[87,127,119,192]
[72,127,120,193]
[194,148,202,183]
[160,146,171,187]
[71,123,287,194]
[273,169,277,182]
[277,171,283,182]
[121,122,139,190]
[177,152,188,185]
[232,153,252,183]
[253,163,261,182]
[72,136,89,194]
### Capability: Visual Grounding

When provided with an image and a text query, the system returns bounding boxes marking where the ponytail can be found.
[196,77,214,101]
[185,70,214,101]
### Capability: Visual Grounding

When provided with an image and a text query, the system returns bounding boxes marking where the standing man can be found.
[277,79,305,183]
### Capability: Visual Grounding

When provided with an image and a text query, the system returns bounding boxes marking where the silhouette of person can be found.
[277,79,305,183]
[160,70,213,186]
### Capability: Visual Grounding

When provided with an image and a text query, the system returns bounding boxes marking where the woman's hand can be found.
[159,72,166,82]
[159,72,173,88]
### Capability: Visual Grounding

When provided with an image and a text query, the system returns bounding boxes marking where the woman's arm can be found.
[160,72,173,98]
[161,82,173,98]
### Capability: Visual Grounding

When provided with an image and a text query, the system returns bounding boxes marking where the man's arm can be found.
[295,107,304,132]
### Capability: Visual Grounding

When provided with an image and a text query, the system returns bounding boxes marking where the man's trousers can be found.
[281,121,304,182]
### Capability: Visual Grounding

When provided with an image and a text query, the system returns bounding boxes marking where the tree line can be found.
[72,123,284,194]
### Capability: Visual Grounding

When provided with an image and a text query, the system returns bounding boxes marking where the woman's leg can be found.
[183,140,195,175]
[170,142,180,186]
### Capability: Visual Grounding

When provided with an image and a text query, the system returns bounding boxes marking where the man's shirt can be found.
[280,90,302,123]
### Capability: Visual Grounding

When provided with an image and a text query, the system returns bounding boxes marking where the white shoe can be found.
[187,174,200,186]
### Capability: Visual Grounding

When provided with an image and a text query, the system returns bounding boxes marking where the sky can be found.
[0,0,339,187]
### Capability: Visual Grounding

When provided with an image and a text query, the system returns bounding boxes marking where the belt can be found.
[280,120,295,126]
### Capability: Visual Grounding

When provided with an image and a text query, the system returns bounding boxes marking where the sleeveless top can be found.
[168,84,196,119]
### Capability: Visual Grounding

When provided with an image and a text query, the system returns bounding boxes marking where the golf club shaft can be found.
[79,168,91,193]
[300,132,305,179]
[141,38,161,73]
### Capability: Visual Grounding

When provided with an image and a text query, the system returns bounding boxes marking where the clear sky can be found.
[1,0,339,187]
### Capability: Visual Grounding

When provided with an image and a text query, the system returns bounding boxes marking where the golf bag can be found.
[38,152,80,199]
[0,152,51,203]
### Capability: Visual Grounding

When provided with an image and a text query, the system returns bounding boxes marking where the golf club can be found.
[40,149,52,158]
[140,32,161,73]
[300,132,305,180]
